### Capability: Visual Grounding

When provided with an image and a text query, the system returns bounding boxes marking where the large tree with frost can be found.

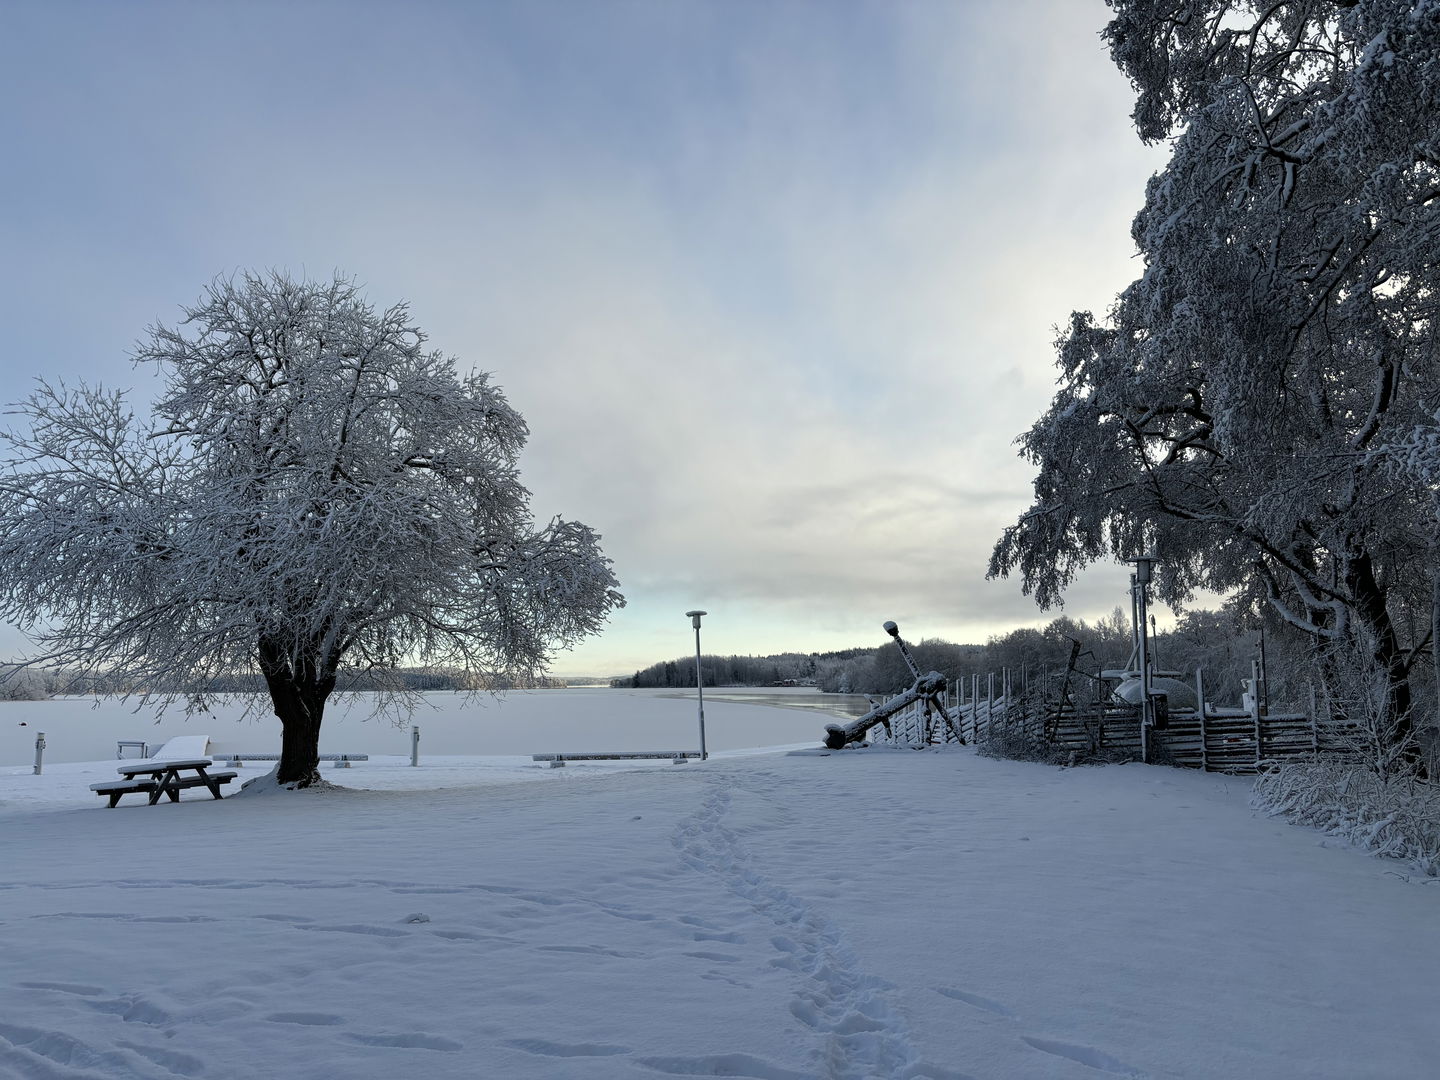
[0,272,623,786]
[990,0,1440,763]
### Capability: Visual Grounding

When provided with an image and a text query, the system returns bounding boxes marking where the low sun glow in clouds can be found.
[0,1,1166,675]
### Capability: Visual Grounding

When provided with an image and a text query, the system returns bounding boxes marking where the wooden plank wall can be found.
[1044,705,1328,773]
[873,681,1341,775]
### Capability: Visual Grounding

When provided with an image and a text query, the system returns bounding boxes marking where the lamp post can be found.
[686,610,708,761]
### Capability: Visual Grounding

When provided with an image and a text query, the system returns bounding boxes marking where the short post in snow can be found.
[410,725,420,767]
[686,610,708,761]
[33,730,46,775]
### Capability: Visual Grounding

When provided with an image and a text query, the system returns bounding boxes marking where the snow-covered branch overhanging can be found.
[994,1,1440,766]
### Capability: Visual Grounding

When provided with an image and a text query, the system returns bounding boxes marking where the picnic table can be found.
[90,757,237,808]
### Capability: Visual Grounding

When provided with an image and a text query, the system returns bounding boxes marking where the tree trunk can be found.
[270,682,326,786]
[1346,552,1419,774]
[1433,570,1439,752]
[259,635,337,787]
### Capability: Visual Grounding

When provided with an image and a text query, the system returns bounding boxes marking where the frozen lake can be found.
[0,686,871,767]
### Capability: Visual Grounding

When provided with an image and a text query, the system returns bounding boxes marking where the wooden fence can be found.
[870,675,1345,774]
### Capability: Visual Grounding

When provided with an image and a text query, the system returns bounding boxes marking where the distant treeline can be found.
[615,607,1306,708]
[0,665,566,701]
[616,649,868,690]
[3,606,1318,710]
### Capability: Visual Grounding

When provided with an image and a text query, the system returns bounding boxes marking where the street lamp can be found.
[685,610,708,760]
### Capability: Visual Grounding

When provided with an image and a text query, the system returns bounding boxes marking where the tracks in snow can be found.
[669,776,1148,1080]
[671,778,945,1080]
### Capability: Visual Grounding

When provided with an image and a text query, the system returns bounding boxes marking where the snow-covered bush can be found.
[1251,759,1440,878]
[1309,638,1429,778]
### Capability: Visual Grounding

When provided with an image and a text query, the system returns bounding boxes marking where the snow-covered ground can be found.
[2,699,1436,1078]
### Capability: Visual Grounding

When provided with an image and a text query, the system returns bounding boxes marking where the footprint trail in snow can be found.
[671,779,966,1080]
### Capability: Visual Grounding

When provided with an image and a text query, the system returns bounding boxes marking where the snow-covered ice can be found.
[0,687,860,767]
[1,696,1436,1078]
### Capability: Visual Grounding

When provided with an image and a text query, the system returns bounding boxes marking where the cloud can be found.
[0,0,1175,675]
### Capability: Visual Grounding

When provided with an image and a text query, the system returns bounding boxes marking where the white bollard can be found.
[33,731,46,775]
[410,725,420,767]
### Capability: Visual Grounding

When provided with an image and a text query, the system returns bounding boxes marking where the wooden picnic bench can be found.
[90,757,237,808]
[531,752,701,768]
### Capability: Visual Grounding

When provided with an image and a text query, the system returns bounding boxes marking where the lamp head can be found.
[883,621,899,638]
[1130,555,1156,585]
[686,609,707,629]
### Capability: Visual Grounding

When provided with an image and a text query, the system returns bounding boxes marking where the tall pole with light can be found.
[686,610,708,760]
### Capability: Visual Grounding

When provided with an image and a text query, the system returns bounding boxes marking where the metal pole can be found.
[694,627,707,760]
[1129,573,1142,673]
[33,731,45,775]
[410,725,420,767]
[1250,659,1263,765]
[687,611,708,760]
[1195,666,1208,772]
[1130,556,1157,764]
[1138,583,1152,763]
[1137,582,1151,726]
[1257,628,1269,716]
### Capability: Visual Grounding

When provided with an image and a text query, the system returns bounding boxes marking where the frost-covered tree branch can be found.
[991,0,1440,766]
[0,271,624,787]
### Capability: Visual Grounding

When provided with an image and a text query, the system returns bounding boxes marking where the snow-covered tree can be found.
[990,1,1440,765]
[0,272,624,786]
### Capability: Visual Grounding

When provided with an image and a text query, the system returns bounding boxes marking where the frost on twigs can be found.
[1252,759,1440,878]
[992,2,1440,767]
[0,271,624,788]
[1254,635,1438,875]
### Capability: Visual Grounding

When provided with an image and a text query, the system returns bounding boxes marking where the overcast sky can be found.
[1,0,1168,677]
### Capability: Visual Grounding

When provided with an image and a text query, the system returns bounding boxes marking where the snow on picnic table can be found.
[0,747,1435,1079]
